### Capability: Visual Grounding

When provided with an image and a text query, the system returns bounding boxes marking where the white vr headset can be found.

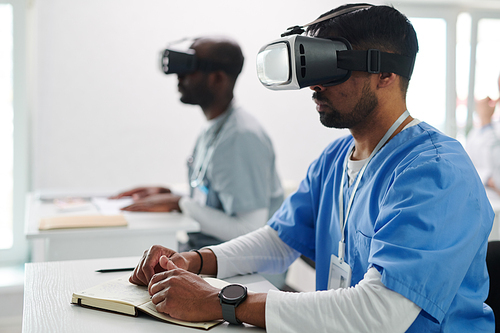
[256,5,416,90]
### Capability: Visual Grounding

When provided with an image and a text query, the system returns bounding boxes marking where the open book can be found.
[71,274,230,330]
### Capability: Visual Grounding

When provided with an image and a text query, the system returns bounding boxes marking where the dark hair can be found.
[197,38,245,83]
[307,4,418,93]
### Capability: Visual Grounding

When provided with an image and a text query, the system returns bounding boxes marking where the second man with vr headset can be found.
[112,36,284,252]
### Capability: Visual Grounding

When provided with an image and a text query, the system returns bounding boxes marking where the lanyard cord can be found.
[337,110,410,263]
[190,106,233,188]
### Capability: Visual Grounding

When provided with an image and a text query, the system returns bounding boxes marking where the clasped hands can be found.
[110,186,182,212]
[129,245,222,322]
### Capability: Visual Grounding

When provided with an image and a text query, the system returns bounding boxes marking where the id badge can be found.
[192,185,208,206]
[327,254,352,290]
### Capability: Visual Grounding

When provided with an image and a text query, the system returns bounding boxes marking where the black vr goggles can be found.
[256,4,416,90]
[161,44,240,76]
[161,49,229,75]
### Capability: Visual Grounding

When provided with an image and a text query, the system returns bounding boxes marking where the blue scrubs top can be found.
[269,122,494,332]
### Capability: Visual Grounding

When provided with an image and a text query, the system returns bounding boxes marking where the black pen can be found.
[95,267,135,273]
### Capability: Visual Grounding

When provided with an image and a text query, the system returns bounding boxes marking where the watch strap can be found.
[221,302,241,325]
[219,284,247,325]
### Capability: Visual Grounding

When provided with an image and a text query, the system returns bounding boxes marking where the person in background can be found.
[466,75,500,194]
[112,36,284,251]
[128,4,494,332]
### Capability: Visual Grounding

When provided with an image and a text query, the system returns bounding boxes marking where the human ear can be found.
[208,71,228,89]
[377,72,398,89]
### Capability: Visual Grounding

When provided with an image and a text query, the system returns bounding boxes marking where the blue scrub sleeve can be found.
[268,154,326,261]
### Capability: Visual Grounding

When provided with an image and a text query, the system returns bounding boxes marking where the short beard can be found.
[313,81,378,129]
[178,74,215,108]
[180,90,215,109]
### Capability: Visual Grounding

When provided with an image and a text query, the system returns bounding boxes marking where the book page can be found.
[72,275,150,307]
[91,197,134,215]
[204,277,231,289]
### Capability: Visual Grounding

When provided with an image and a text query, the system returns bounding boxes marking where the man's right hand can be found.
[129,245,189,286]
[476,97,498,127]
[109,187,171,201]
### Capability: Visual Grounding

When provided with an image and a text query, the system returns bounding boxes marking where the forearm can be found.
[183,225,299,279]
[236,292,267,328]
[265,267,421,333]
[179,197,268,241]
[180,249,267,328]
[182,248,218,276]
[209,225,300,279]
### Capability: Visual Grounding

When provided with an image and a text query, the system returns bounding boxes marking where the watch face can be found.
[222,284,246,301]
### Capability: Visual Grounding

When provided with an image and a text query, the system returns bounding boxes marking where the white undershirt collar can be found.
[347,118,421,185]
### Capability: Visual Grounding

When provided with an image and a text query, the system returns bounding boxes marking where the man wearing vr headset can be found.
[128,5,494,332]
[112,36,284,250]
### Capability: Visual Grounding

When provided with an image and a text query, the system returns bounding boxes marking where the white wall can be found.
[30,0,367,193]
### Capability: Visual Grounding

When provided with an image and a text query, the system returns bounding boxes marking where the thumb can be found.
[166,259,178,270]
[159,255,179,270]
[159,255,169,269]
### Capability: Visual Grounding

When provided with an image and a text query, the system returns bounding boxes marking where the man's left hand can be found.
[149,260,222,322]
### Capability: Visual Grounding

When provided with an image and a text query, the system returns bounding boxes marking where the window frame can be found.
[398,3,500,140]
[397,4,460,138]
[465,10,500,134]
[0,0,30,265]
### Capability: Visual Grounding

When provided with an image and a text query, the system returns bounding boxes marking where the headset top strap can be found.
[282,4,373,37]
[304,4,373,27]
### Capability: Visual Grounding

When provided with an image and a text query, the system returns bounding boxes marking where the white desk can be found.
[24,193,200,262]
[23,256,273,333]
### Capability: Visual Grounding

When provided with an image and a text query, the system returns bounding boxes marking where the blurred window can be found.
[0,3,14,250]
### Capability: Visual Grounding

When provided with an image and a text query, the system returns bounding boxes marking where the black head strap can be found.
[197,59,240,75]
[337,50,415,79]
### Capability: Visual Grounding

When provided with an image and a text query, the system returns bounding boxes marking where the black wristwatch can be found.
[218,284,248,325]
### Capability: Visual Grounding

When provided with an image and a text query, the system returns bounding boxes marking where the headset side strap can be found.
[337,50,415,79]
